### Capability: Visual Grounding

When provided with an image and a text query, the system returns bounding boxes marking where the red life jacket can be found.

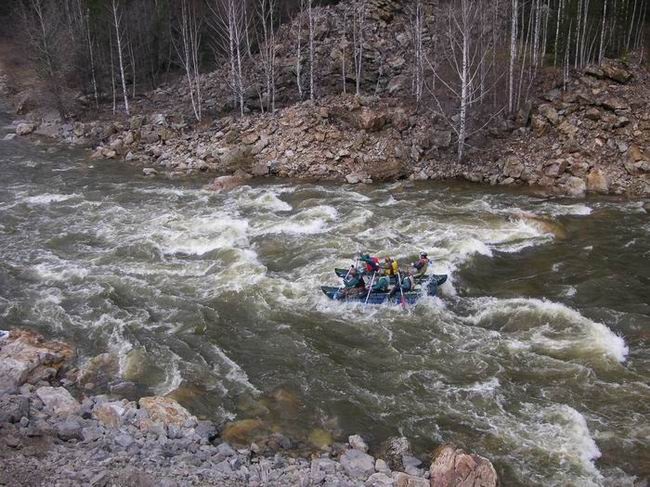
[365,257,380,273]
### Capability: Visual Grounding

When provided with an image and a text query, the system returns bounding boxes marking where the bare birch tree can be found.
[409,0,425,106]
[352,0,367,97]
[257,0,277,112]
[308,0,315,101]
[509,0,518,113]
[173,0,203,121]
[207,0,247,116]
[295,0,304,99]
[111,0,129,115]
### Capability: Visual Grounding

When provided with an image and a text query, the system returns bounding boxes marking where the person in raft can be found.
[372,275,391,293]
[389,270,415,296]
[360,254,381,274]
[342,266,366,297]
[383,256,399,277]
[412,252,430,278]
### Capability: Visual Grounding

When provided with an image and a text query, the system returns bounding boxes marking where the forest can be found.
[2,0,648,159]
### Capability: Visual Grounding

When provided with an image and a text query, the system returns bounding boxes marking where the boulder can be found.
[568,160,591,177]
[395,473,428,487]
[346,173,364,184]
[55,417,83,441]
[379,437,411,471]
[349,434,369,453]
[366,473,395,487]
[366,158,406,181]
[340,449,376,480]
[15,123,36,136]
[543,159,568,178]
[584,108,601,121]
[429,445,498,487]
[221,145,253,171]
[241,133,259,145]
[558,121,579,138]
[563,176,587,197]
[93,400,135,429]
[138,396,197,428]
[0,395,30,423]
[586,168,609,193]
[357,107,387,132]
[601,97,629,112]
[36,387,81,416]
[629,145,646,162]
[0,329,74,394]
[601,61,633,83]
[210,173,252,192]
[251,161,270,177]
[501,156,524,179]
[537,104,559,125]
[143,168,158,177]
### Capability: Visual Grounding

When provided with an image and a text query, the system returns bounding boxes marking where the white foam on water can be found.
[253,205,339,236]
[536,202,593,216]
[378,195,398,207]
[155,215,250,255]
[249,192,292,212]
[481,403,604,485]
[155,352,184,396]
[210,344,260,394]
[467,298,628,363]
[33,260,91,282]
[23,193,80,205]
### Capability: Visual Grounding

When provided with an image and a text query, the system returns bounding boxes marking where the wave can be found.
[23,193,81,205]
[466,298,628,364]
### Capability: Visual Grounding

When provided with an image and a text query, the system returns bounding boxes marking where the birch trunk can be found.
[112,0,130,115]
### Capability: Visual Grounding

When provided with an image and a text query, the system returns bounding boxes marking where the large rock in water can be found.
[15,122,36,136]
[0,329,74,394]
[429,445,498,487]
[210,171,253,192]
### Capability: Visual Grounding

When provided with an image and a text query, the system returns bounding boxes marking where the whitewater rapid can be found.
[0,128,648,486]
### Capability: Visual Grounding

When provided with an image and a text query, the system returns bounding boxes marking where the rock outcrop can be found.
[0,329,74,394]
[429,445,498,487]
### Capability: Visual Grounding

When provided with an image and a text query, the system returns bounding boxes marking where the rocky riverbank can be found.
[2,0,648,198]
[0,329,498,486]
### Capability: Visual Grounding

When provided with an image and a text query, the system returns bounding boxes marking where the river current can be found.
[1,111,648,486]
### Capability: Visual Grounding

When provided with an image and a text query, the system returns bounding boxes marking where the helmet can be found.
[420,252,428,257]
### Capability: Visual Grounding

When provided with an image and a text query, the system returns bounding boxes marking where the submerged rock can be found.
[222,418,266,445]
[309,428,334,449]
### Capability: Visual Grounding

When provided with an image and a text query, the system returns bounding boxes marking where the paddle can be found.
[396,271,407,309]
[364,272,376,307]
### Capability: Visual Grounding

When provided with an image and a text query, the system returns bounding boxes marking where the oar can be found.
[364,272,376,307]
[397,271,407,309]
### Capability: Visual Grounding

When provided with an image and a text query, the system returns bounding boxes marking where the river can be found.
[1,110,648,486]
